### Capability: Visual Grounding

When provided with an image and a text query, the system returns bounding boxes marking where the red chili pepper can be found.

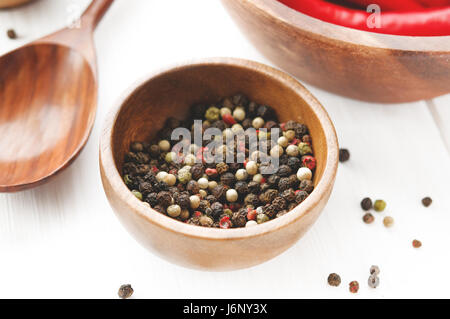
[417,0,450,7]
[219,216,232,229]
[222,114,236,125]
[278,0,450,36]
[343,0,424,11]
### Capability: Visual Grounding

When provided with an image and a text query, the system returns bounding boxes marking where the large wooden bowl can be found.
[222,0,450,103]
[100,58,338,271]
[0,0,33,8]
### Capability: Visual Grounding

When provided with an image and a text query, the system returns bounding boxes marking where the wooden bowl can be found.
[0,0,33,8]
[100,58,338,271]
[222,0,450,103]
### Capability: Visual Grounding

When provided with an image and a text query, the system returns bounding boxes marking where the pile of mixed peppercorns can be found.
[122,94,316,228]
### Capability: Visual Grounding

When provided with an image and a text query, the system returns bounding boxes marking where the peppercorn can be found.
[412,239,422,248]
[284,130,295,141]
[145,192,158,206]
[327,273,341,287]
[286,144,299,157]
[270,145,284,158]
[139,182,153,195]
[149,145,160,158]
[7,29,17,39]
[167,205,182,218]
[118,284,134,299]
[349,281,359,293]
[189,164,203,181]
[156,191,172,207]
[302,135,312,144]
[247,181,261,194]
[295,191,309,204]
[422,197,432,207]
[302,156,317,171]
[186,180,200,195]
[374,199,386,212]
[216,162,229,175]
[233,107,246,122]
[130,142,144,152]
[131,190,144,202]
[206,195,216,204]
[257,213,270,224]
[299,180,314,193]
[244,193,260,207]
[235,181,249,195]
[226,189,239,203]
[278,177,291,192]
[284,120,297,132]
[211,202,224,219]
[368,275,380,289]
[287,157,301,171]
[281,189,296,202]
[363,213,375,224]
[246,220,257,227]
[370,265,380,276]
[198,200,210,213]
[267,174,280,188]
[205,106,220,122]
[383,216,394,228]
[298,143,312,156]
[199,215,214,227]
[123,174,133,187]
[277,165,292,177]
[220,172,235,186]
[257,105,275,120]
[272,196,287,210]
[297,167,312,181]
[189,195,201,209]
[175,193,190,209]
[232,210,247,227]
[259,189,278,205]
[361,197,373,211]
[212,185,227,202]
[339,149,350,162]
[178,170,192,184]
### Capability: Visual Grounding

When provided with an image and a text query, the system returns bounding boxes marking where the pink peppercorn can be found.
[205,168,218,177]
[219,216,232,229]
[247,209,257,221]
[222,114,236,125]
[302,156,317,170]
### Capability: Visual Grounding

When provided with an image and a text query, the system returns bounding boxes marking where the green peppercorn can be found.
[131,190,143,201]
[123,174,133,186]
[256,213,269,224]
[374,199,386,212]
[298,143,312,156]
[178,170,192,184]
[205,106,220,122]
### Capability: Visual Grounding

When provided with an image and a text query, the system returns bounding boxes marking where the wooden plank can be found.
[0,0,449,298]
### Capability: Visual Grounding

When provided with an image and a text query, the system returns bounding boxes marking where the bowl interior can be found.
[111,62,329,203]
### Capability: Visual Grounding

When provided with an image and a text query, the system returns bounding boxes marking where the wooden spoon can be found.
[0,0,114,192]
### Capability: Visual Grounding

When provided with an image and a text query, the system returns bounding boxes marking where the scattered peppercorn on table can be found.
[0,0,450,298]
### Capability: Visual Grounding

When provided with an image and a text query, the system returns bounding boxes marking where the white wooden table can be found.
[1,0,449,299]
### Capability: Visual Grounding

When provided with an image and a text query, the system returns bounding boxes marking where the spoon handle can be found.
[81,0,115,30]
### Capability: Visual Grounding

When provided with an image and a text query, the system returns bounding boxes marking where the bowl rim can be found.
[246,0,450,52]
[100,57,338,240]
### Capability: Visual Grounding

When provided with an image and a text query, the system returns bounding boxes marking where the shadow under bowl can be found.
[100,58,338,271]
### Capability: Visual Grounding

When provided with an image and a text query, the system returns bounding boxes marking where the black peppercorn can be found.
[198,200,210,213]
[295,191,309,204]
[190,164,204,181]
[211,202,224,219]
[206,195,216,204]
[327,273,341,287]
[212,185,227,202]
[244,193,260,207]
[153,205,165,214]
[145,192,158,206]
[176,193,190,209]
[247,181,261,194]
[220,172,236,187]
[361,197,373,211]
[157,191,173,207]
[277,165,292,177]
[7,29,17,39]
[272,196,287,210]
[242,118,252,129]
[267,175,280,188]
[299,180,314,194]
[216,162,229,175]
[339,148,350,162]
[257,105,275,120]
[118,284,134,299]
[186,180,200,195]
[232,209,247,227]
[264,120,278,130]
[235,181,249,195]
[191,104,207,119]
[228,163,241,173]
[281,189,296,202]
[294,124,309,139]
[139,182,153,195]
[259,189,278,205]
[278,177,291,192]
[422,197,432,207]
[287,157,301,170]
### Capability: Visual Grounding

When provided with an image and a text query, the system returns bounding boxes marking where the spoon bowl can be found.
[0,0,113,192]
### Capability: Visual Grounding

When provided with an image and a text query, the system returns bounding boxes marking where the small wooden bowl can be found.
[222,0,450,103]
[100,58,338,271]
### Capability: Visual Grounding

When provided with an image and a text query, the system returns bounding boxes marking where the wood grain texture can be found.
[100,58,339,270]
[0,0,449,298]
[222,0,450,103]
[0,0,113,192]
